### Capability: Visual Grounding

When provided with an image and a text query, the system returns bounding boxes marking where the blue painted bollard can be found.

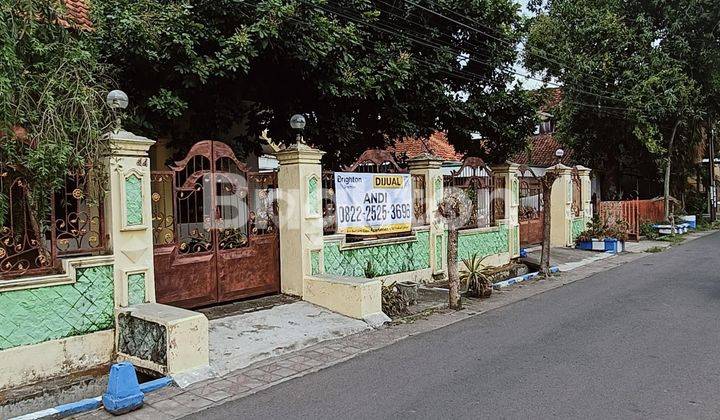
[103,362,144,415]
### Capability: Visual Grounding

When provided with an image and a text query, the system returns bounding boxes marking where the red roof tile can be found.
[389,132,464,161]
[511,133,574,167]
[57,0,92,31]
[537,88,563,113]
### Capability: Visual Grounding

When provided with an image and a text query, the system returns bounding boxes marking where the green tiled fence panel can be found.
[308,176,320,216]
[125,174,144,226]
[571,218,585,242]
[435,234,443,270]
[310,250,320,275]
[434,176,443,206]
[324,231,430,277]
[456,225,509,261]
[128,273,146,305]
[509,225,520,256]
[0,265,115,351]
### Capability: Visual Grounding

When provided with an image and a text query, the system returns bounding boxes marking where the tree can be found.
[524,0,714,204]
[94,0,535,167]
[438,189,472,309]
[1,0,110,225]
[519,165,557,276]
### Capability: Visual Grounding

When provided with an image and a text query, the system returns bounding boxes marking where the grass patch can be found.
[658,234,686,244]
[645,246,665,253]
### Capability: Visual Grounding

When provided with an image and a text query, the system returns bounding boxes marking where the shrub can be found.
[575,214,629,243]
[640,222,659,239]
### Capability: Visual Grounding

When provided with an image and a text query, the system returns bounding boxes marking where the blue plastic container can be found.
[102,362,144,415]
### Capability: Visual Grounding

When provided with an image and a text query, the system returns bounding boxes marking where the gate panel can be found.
[151,141,280,308]
[519,179,544,246]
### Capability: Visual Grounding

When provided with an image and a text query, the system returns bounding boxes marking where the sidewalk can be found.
[73,230,715,420]
[523,238,671,272]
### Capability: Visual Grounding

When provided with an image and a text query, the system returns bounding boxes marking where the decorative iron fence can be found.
[1,168,106,279]
[150,168,279,250]
[443,157,502,230]
[519,178,543,221]
[411,174,427,227]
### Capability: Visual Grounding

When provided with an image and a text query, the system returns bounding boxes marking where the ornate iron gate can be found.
[519,178,544,246]
[151,141,279,308]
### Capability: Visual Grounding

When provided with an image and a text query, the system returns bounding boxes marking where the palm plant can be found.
[460,254,493,298]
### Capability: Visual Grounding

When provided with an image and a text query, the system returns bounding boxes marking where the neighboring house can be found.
[386,132,464,175]
[512,88,574,175]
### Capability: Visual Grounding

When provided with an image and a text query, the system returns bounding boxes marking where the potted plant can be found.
[575,215,627,253]
[460,254,493,298]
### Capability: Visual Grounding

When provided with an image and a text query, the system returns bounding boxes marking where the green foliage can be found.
[525,0,720,196]
[695,217,720,231]
[684,190,708,215]
[640,221,659,240]
[645,246,664,253]
[575,214,628,242]
[1,0,111,221]
[460,253,493,298]
[658,234,685,244]
[363,260,377,279]
[95,0,535,166]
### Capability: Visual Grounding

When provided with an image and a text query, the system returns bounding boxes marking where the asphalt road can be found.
[188,232,720,420]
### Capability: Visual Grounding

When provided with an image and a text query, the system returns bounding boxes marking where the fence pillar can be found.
[491,162,521,258]
[277,143,325,296]
[107,130,157,307]
[408,154,445,276]
[548,163,574,247]
[576,165,592,227]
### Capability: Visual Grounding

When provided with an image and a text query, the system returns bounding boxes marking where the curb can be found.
[10,377,173,420]
[493,266,560,290]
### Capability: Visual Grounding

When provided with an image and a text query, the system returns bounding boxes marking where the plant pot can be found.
[576,238,624,253]
[396,281,419,305]
[679,215,696,229]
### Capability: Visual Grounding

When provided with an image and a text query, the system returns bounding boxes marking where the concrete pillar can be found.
[576,165,592,226]
[109,130,210,379]
[408,154,445,276]
[107,130,156,307]
[277,143,325,296]
[548,163,573,247]
[491,162,521,258]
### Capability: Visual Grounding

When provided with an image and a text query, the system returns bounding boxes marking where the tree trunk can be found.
[540,185,553,276]
[446,226,461,309]
[664,119,681,221]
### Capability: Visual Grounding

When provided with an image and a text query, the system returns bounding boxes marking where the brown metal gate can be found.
[519,178,544,246]
[150,140,280,308]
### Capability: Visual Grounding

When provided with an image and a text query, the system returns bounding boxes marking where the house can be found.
[387,132,464,175]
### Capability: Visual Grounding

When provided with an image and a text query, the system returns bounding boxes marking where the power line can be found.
[302,1,675,116]
[401,0,641,104]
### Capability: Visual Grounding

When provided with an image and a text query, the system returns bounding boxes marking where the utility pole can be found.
[710,120,717,221]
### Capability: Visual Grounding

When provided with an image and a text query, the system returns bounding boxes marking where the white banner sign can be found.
[334,172,412,235]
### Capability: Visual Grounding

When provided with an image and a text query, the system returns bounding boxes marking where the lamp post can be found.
[106,90,129,131]
[290,114,306,145]
[555,148,565,164]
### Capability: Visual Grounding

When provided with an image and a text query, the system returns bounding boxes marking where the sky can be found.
[514,0,544,89]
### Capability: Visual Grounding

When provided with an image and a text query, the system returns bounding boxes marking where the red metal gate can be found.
[151,141,280,308]
[519,178,544,246]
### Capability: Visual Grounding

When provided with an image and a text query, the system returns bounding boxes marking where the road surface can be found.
[188,232,720,419]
